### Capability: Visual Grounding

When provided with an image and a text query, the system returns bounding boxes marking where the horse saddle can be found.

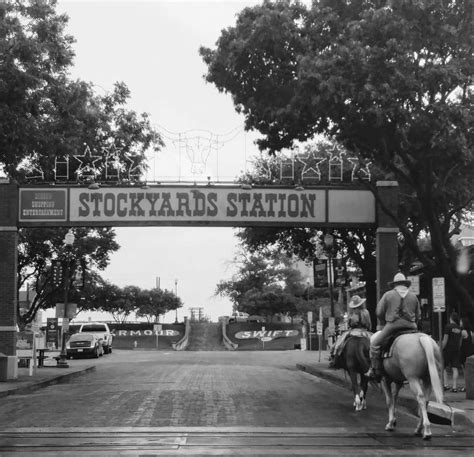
[338,328,372,355]
[382,329,419,359]
[348,328,372,339]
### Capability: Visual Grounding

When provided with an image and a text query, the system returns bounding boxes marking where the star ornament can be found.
[20,153,44,181]
[73,145,102,181]
[348,157,372,181]
[296,151,326,182]
[124,152,144,181]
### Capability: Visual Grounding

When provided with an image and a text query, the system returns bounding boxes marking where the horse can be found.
[338,331,371,412]
[379,332,444,440]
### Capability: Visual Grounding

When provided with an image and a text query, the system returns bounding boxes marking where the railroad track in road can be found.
[0,427,472,456]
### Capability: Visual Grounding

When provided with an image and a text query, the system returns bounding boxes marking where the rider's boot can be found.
[365,358,382,381]
[365,346,382,381]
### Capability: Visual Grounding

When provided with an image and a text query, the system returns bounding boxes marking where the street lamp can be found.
[323,232,335,318]
[57,230,75,368]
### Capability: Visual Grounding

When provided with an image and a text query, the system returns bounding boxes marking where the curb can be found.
[0,366,96,399]
[296,363,472,429]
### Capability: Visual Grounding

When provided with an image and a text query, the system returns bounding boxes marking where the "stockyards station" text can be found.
[71,188,325,223]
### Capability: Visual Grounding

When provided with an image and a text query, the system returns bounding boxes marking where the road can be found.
[0,350,472,456]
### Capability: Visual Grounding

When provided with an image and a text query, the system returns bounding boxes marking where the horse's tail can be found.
[419,334,444,404]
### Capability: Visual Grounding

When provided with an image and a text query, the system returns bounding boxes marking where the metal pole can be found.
[57,251,70,368]
[438,311,445,385]
[329,256,335,318]
[306,280,311,351]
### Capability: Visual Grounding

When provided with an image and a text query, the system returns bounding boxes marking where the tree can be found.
[18,227,120,325]
[1,1,162,180]
[1,1,163,324]
[201,0,474,315]
[95,284,138,323]
[135,288,183,323]
[235,137,379,319]
[216,248,308,320]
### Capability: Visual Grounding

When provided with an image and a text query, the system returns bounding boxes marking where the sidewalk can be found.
[297,350,474,430]
[0,362,95,398]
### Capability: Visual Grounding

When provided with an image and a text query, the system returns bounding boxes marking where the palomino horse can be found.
[339,331,371,412]
[380,332,444,440]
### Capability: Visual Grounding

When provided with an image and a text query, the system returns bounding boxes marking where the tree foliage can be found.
[1,1,164,323]
[18,227,119,325]
[216,248,309,320]
[201,0,474,314]
[135,288,182,323]
[1,1,162,180]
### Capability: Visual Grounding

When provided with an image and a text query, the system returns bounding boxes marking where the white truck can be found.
[78,322,113,354]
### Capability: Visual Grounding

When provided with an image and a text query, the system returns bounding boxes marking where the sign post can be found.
[317,307,323,362]
[307,312,313,352]
[46,318,59,350]
[407,275,420,296]
[432,277,446,348]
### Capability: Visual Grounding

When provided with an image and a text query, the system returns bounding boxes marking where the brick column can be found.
[376,181,399,301]
[0,182,18,380]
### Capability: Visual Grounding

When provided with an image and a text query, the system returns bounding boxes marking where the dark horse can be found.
[338,331,371,411]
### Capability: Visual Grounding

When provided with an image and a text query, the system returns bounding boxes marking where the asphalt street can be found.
[0,350,472,456]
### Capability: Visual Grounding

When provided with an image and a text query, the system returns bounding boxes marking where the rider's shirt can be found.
[376,289,421,331]
[348,309,372,330]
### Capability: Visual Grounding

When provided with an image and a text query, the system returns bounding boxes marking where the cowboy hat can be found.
[389,272,411,288]
[348,295,366,309]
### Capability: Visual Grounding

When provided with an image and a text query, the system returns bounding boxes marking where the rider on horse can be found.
[328,295,372,368]
[365,273,421,381]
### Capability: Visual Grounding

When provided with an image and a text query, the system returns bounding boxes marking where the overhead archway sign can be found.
[18,185,376,228]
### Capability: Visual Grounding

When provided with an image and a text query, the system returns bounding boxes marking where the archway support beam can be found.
[0,183,18,380]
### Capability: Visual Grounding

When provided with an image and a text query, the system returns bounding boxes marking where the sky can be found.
[51,0,268,322]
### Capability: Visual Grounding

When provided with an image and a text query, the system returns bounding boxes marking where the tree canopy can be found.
[1,1,164,323]
[216,248,319,321]
[201,0,474,315]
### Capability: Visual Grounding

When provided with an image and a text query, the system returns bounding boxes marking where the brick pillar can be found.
[376,181,399,301]
[0,182,18,380]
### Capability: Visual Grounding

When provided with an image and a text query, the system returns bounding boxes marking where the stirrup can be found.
[365,367,381,381]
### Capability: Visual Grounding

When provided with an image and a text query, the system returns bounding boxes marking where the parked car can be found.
[78,322,113,354]
[228,312,250,323]
[67,333,104,359]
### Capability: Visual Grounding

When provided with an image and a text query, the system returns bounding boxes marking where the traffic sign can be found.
[316,322,323,335]
[432,277,446,312]
[407,275,420,295]
[328,317,335,333]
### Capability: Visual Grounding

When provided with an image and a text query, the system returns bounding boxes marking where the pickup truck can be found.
[78,322,113,354]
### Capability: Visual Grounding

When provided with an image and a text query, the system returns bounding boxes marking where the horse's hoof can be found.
[385,424,394,431]
[414,430,422,437]
[423,434,432,441]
